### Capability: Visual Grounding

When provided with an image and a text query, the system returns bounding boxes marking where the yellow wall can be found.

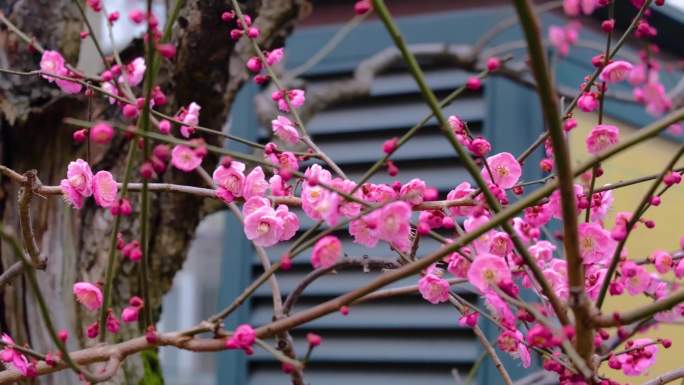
[570,111,684,384]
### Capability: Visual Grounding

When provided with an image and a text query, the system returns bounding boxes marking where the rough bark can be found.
[0,1,308,384]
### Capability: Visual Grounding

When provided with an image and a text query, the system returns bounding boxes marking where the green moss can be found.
[137,350,165,385]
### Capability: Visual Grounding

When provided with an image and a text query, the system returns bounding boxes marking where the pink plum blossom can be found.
[563,0,597,16]
[311,235,342,269]
[616,338,658,376]
[213,161,246,202]
[119,57,146,87]
[418,273,450,304]
[60,159,94,209]
[586,124,620,155]
[578,92,599,112]
[599,60,634,83]
[73,282,103,310]
[90,122,114,144]
[243,167,268,200]
[171,145,203,172]
[271,115,300,144]
[497,329,531,368]
[447,182,476,217]
[180,102,201,138]
[529,240,556,266]
[349,213,380,248]
[548,22,580,56]
[467,253,512,292]
[399,178,426,205]
[275,205,299,241]
[376,201,412,252]
[481,152,521,189]
[1,334,36,377]
[621,261,652,296]
[92,171,118,208]
[578,222,616,264]
[243,203,284,247]
[652,250,673,274]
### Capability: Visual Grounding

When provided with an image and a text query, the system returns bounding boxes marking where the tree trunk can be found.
[0,1,307,384]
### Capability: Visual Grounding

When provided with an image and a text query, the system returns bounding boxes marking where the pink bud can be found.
[608,355,622,369]
[661,338,672,348]
[383,137,399,154]
[145,326,158,344]
[158,119,171,134]
[486,57,501,71]
[247,27,260,38]
[246,57,262,73]
[120,199,133,216]
[467,137,491,157]
[306,333,322,347]
[664,171,682,186]
[156,43,176,59]
[354,0,372,15]
[122,306,140,323]
[650,195,661,206]
[73,129,88,143]
[466,76,482,90]
[139,162,156,180]
[80,31,90,39]
[58,329,69,343]
[601,19,615,33]
[221,11,235,21]
[122,104,139,119]
[108,11,120,24]
[153,144,171,162]
[563,118,577,132]
[129,9,145,24]
[230,29,243,40]
[86,322,99,339]
[106,311,120,333]
[254,74,269,85]
[539,158,554,173]
[339,305,350,316]
[280,254,293,270]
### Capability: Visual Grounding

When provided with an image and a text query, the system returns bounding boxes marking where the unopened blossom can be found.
[447,252,471,278]
[243,167,269,200]
[600,60,634,83]
[119,57,146,87]
[171,145,203,172]
[616,338,658,376]
[244,204,284,247]
[586,124,620,155]
[459,310,479,328]
[266,48,284,66]
[590,190,614,222]
[563,0,597,16]
[276,89,305,112]
[418,273,449,304]
[578,92,599,112]
[225,324,256,355]
[399,178,426,205]
[448,115,466,134]
[311,235,342,269]
[467,253,512,292]
[271,115,300,144]
[578,222,616,264]
[213,161,246,202]
[636,80,672,116]
[481,152,521,189]
[621,261,652,296]
[60,159,94,209]
[92,171,118,208]
[1,334,36,377]
[73,282,103,311]
[376,201,412,252]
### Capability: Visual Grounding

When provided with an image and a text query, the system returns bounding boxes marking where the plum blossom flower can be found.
[621,261,652,296]
[467,253,512,292]
[331,178,362,218]
[376,201,412,252]
[225,324,256,355]
[275,205,299,241]
[399,178,426,205]
[635,79,672,116]
[60,159,94,209]
[271,115,300,144]
[528,240,556,266]
[481,152,521,189]
[563,0,598,16]
[90,122,114,144]
[243,202,284,247]
[418,272,450,304]
[1,334,36,377]
[616,338,658,376]
[119,57,146,87]
[600,60,634,83]
[213,161,246,203]
[585,266,607,300]
[652,250,674,274]
[73,282,103,310]
[578,92,599,112]
[349,213,380,248]
[275,89,305,112]
[243,167,268,200]
[180,102,201,138]
[447,182,476,217]
[578,222,616,264]
[40,51,83,94]
[497,329,531,368]
[266,48,284,66]
[586,124,620,155]
[92,171,118,208]
[548,22,580,56]
[447,252,471,278]
[311,235,341,269]
[171,145,203,172]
